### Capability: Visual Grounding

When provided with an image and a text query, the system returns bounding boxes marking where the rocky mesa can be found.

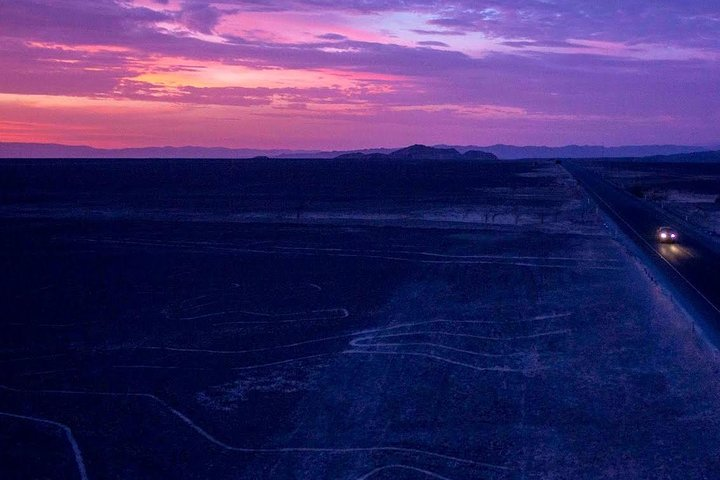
[335,144,498,161]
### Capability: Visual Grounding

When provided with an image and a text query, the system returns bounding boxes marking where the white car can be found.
[656,226,678,243]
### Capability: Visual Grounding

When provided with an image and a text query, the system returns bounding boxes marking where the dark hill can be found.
[335,144,498,161]
[388,144,461,160]
[640,150,720,162]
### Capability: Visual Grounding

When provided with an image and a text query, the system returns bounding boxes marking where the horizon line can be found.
[1,141,717,152]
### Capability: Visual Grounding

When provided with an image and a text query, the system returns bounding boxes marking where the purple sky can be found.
[1,0,718,148]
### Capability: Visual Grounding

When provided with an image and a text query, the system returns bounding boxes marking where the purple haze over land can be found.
[0,1,718,150]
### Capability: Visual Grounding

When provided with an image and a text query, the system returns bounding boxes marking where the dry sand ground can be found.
[1,159,719,479]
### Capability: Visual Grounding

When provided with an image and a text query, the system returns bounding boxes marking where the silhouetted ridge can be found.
[639,150,720,162]
[335,144,498,161]
[388,144,460,159]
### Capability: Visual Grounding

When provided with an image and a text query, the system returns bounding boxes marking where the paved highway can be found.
[565,161,720,346]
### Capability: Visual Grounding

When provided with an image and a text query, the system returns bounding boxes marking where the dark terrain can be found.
[1,158,720,479]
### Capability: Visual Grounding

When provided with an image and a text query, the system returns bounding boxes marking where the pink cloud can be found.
[0,0,718,148]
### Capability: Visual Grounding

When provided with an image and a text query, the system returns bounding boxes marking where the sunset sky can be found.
[1,1,719,149]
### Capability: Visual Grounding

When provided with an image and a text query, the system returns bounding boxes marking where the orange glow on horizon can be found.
[131,59,406,92]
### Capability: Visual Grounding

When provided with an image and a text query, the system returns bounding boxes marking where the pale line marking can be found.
[356,464,455,480]
[19,368,78,377]
[73,237,620,269]
[274,245,621,263]
[0,353,69,364]
[231,353,336,370]
[351,329,570,345]
[343,350,540,374]
[0,411,88,480]
[142,313,572,355]
[113,366,211,371]
[179,308,349,322]
[348,339,525,358]
[0,385,509,471]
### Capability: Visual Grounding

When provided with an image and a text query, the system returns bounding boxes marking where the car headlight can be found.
[660,233,667,239]
[671,233,676,238]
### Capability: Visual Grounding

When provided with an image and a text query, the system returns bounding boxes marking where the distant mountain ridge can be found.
[0,143,318,159]
[336,144,497,160]
[445,144,712,159]
[0,141,715,160]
